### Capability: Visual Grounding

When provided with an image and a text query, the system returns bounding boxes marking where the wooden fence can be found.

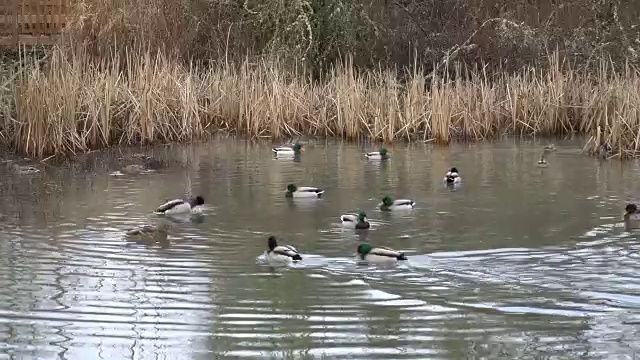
[0,0,67,47]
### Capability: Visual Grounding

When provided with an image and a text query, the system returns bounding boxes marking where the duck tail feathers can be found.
[292,254,302,261]
[397,253,408,260]
[342,214,360,223]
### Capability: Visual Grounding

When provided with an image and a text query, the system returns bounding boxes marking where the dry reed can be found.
[3,47,640,158]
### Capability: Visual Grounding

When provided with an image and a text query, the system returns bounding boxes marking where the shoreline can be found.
[0,134,587,169]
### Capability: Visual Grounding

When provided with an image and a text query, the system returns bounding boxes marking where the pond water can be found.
[1,138,640,359]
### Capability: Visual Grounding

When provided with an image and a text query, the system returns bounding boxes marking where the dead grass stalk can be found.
[4,47,640,158]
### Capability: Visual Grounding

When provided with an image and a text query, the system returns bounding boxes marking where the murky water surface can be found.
[1,138,640,359]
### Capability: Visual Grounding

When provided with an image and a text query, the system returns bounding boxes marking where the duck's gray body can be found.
[155,196,205,215]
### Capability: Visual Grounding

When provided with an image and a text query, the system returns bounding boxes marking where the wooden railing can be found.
[0,0,67,47]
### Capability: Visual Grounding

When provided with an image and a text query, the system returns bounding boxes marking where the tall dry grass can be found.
[4,47,640,158]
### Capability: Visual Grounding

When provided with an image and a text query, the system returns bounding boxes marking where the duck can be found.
[121,164,145,175]
[623,203,640,230]
[155,196,205,215]
[340,211,371,229]
[365,147,390,160]
[537,152,549,167]
[443,167,461,184]
[378,196,415,211]
[266,235,302,264]
[11,163,40,174]
[355,243,408,263]
[140,155,162,170]
[285,184,324,198]
[272,143,304,157]
[119,156,162,175]
[543,144,556,151]
[599,143,611,159]
[125,222,170,240]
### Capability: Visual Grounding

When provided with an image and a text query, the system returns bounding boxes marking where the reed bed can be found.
[4,48,640,158]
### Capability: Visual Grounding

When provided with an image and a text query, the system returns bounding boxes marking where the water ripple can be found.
[1,140,640,358]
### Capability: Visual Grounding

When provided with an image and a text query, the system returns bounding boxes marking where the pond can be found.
[1,137,640,359]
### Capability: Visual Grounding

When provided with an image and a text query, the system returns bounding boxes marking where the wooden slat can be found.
[0,0,8,34]
[0,15,66,32]
[0,0,67,47]
[13,0,18,45]
[0,14,66,22]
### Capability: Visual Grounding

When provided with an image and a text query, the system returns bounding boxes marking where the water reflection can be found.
[1,138,640,358]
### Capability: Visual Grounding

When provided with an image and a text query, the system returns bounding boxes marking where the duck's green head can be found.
[357,211,368,222]
[268,235,278,250]
[625,203,637,216]
[293,143,304,153]
[286,184,297,193]
[357,243,372,256]
[379,148,388,156]
[381,196,393,207]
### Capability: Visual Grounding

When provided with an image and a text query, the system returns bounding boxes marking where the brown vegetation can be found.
[2,0,640,158]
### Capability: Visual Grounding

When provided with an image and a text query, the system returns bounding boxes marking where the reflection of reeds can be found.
[5,47,640,158]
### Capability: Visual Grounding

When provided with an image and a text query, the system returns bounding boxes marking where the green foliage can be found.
[241,0,372,71]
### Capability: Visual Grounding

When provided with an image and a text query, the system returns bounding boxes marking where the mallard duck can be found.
[285,184,324,198]
[272,143,304,157]
[544,144,556,151]
[443,167,461,184]
[266,235,302,264]
[537,152,549,167]
[12,164,40,174]
[155,196,205,215]
[379,196,415,211]
[623,203,640,230]
[355,243,408,263]
[599,143,611,159]
[365,147,390,160]
[121,164,145,175]
[141,156,162,170]
[340,211,371,229]
[125,222,169,240]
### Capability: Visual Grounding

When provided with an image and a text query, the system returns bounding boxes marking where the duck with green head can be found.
[379,196,415,211]
[340,211,371,229]
[365,147,390,160]
[265,235,303,265]
[285,184,324,198]
[272,143,304,157]
[355,243,408,263]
